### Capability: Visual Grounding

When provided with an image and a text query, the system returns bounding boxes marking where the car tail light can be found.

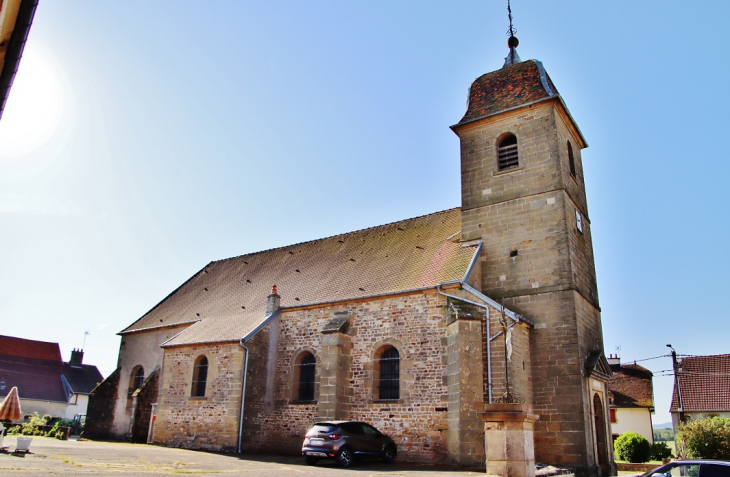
[327,434,341,440]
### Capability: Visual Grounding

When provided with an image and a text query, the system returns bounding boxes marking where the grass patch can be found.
[58,455,78,466]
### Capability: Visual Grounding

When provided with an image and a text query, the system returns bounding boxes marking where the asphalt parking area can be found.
[0,436,485,476]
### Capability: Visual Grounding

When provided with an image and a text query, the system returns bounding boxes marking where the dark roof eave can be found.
[0,0,39,121]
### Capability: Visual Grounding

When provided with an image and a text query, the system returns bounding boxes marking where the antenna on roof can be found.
[82,330,90,350]
[503,0,522,68]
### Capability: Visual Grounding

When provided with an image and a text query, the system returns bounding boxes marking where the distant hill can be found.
[653,422,673,429]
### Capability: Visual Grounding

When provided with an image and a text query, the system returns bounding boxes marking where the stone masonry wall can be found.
[154,342,246,451]
[244,289,472,464]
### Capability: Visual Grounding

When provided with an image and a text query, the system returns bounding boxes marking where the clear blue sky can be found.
[1,1,728,425]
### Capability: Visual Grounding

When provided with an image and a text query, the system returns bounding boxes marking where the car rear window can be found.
[311,424,338,434]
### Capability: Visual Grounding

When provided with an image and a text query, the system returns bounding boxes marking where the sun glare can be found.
[0,42,65,156]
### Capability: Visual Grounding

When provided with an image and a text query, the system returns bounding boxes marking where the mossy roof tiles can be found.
[456,59,559,127]
[121,208,478,347]
[608,363,654,409]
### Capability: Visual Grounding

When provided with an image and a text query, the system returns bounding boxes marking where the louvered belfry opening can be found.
[498,133,519,171]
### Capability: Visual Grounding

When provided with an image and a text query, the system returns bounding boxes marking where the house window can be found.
[497,133,519,171]
[294,351,316,402]
[375,346,400,400]
[568,141,577,177]
[191,355,208,397]
[610,408,617,423]
[127,366,144,408]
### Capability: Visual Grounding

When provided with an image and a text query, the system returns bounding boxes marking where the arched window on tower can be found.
[191,355,208,397]
[375,346,400,400]
[568,141,577,177]
[294,351,316,402]
[127,366,144,408]
[497,133,519,171]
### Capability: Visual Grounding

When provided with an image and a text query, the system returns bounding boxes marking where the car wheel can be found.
[336,447,353,468]
[381,444,397,464]
[304,456,318,466]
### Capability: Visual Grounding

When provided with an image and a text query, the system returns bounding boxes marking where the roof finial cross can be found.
[502,0,521,68]
[507,0,516,39]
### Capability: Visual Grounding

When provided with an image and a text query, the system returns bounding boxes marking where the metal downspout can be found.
[437,285,493,404]
[237,339,249,453]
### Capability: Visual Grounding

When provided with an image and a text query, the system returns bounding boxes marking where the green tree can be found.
[614,432,652,463]
[676,416,730,459]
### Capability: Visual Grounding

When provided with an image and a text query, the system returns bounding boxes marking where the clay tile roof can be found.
[455,60,559,127]
[0,336,67,403]
[671,354,730,413]
[121,208,478,347]
[0,334,62,361]
[608,363,654,408]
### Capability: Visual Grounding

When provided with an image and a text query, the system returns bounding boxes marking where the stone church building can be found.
[87,37,615,477]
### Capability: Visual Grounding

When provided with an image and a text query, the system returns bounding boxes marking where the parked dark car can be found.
[638,459,730,477]
[301,421,397,467]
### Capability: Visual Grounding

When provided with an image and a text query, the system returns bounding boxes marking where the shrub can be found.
[6,425,21,435]
[676,416,730,460]
[42,414,52,423]
[614,432,652,463]
[650,441,673,460]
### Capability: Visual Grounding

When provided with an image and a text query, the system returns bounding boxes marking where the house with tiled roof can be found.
[607,355,655,443]
[670,353,730,430]
[87,32,614,477]
[0,335,103,422]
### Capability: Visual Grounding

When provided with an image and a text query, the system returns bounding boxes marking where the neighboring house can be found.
[62,349,104,419]
[0,0,39,120]
[87,36,614,476]
[670,353,730,431]
[0,335,103,421]
[607,355,654,443]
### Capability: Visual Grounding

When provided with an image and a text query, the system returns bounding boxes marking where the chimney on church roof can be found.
[607,354,621,366]
[266,285,281,313]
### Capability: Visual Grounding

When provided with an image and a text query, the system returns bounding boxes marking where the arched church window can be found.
[497,133,519,171]
[294,351,316,402]
[375,346,400,400]
[568,141,577,177]
[127,366,144,408]
[191,355,208,397]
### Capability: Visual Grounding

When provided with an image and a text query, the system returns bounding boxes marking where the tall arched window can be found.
[497,133,519,171]
[127,366,144,408]
[567,141,577,177]
[376,346,400,400]
[191,355,208,397]
[296,352,316,402]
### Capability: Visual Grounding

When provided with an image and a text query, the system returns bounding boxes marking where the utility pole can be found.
[667,344,684,423]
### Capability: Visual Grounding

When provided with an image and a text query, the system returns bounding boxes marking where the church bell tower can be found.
[451,8,613,476]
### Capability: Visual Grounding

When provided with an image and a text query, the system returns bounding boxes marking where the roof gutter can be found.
[0,0,39,121]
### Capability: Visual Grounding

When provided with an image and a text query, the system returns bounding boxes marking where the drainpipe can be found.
[237,285,281,453]
[437,284,493,404]
[237,338,249,454]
